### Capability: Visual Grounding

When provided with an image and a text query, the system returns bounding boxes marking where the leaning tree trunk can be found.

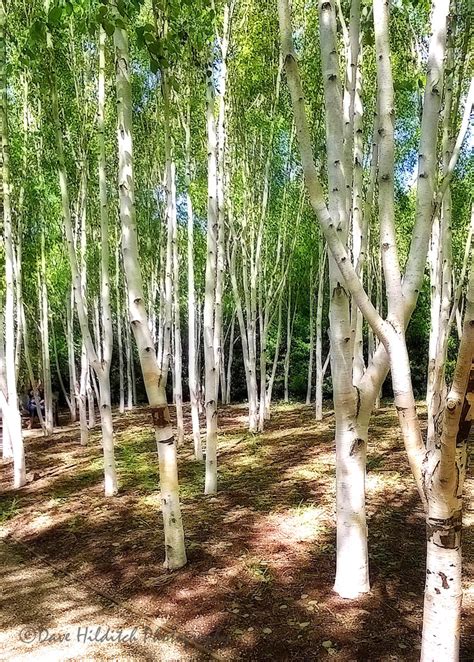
[113,16,186,569]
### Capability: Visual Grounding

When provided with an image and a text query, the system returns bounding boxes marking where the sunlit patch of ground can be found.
[1,401,472,661]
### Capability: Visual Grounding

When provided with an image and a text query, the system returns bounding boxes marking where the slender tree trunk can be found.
[421,260,473,661]
[97,25,118,495]
[0,2,25,487]
[87,369,96,429]
[283,286,296,403]
[46,16,118,493]
[114,16,186,568]
[182,102,202,458]
[219,326,227,404]
[78,342,88,445]
[204,61,219,494]
[214,1,232,419]
[0,304,13,458]
[66,289,77,422]
[39,233,54,434]
[257,294,268,430]
[306,268,315,405]
[225,312,235,405]
[51,322,73,422]
[116,243,125,414]
[161,72,184,444]
[170,160,184,443]
[265,293,283,419]
[315,244,327,421]
[124,291,134,410]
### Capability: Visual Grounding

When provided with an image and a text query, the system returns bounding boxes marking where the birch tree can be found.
[112,7,187,569]
[278,0,473,654]
[44,9,118,496]
[0,0,26,488]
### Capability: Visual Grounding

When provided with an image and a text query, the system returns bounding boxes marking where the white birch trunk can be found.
[265,293,283,419]
[78,342,88,446]
[204,62,219,493]
[97,26,118,496]
[317,0,369,599]
[306,267,315,405]
[225,312,235,405]
[46,16,118,493]
[0,3,25,487]
[278,0,453,604]
[182,102,202,458]
[39,233,54,434]
[162,72,183,444]
[315,244,327,421]
[114,16,186,568]
[66,289,77,422]
[283,287,295,403]
[87,369,96,429]
[124,293,134,410]
[115,243,125,414]
[213,2,232,417]
[421,261,473,660]
[0,304,13,458]
[51,322,73,424]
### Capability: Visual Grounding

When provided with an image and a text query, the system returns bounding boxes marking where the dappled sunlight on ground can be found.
[1,401,472,660]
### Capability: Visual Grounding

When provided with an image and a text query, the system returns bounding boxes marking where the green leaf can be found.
[97,5,108,20]
[149,56,160,74]
[48,6,63,25]
[143,30,155,45]
[148,40,162,56]
[170,76,179,93]
[117,0,127,17]
[135,25,145,48]
[103,19,115,36]
[30,20,46,44]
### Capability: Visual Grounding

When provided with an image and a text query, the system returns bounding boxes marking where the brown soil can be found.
[1,403,473,661]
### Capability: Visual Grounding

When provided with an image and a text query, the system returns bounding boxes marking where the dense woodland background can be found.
[2,0,471,408]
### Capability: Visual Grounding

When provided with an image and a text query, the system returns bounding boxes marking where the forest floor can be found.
[0,402,473,661]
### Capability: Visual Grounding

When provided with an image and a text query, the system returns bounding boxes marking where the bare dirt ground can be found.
[1,402,473,661]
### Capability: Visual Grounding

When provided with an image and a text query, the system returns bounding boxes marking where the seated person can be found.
[27,389,45,429]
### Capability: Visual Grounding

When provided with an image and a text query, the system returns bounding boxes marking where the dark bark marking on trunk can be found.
[349,438,365,456]
[426,511,462,549]
[150,404,171,427]
[355,385,361,418]
[158,436,174,446]
[438,571,449,589]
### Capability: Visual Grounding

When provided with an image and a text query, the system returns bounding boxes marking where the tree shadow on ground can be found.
[1,403,472,661]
